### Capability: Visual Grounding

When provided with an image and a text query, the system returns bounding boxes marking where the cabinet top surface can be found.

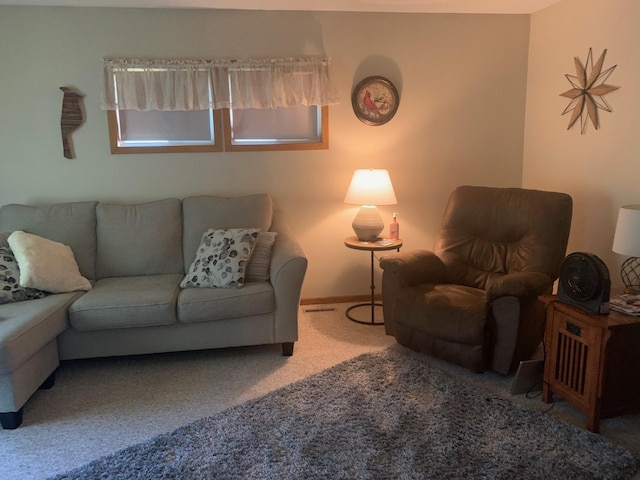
[540,295,640,327]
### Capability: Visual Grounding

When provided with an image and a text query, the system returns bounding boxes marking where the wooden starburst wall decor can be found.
[560,48,619,134]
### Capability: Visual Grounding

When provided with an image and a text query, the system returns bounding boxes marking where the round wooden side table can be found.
[344,236,403,325]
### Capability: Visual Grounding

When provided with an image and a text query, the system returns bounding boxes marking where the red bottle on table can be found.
[390,213,399,240]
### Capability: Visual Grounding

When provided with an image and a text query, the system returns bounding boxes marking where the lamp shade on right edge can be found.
[613,205,640,257]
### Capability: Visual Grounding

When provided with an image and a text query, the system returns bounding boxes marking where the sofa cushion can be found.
[182,195,273,271]
[177,282,274,324]
[246,232,278,282]
[8,231,92,293]
[0,202,98,280]
[0,292,81,374]
[69,274,182,332]
[96,199,183,278]
[181,228,259,289]
[0,246,46,304]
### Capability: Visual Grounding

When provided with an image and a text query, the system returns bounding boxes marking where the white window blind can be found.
[116,109,216,146]
[229,105,322,145]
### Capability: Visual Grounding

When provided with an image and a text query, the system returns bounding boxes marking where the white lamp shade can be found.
[612,205,640,257]
[344,169,397,206]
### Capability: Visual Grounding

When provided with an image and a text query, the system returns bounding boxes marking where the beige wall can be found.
[0,7,530,299]
[524,0,640,291]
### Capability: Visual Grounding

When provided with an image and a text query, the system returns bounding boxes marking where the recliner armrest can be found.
[486,271,552,302]
[379,250,445,287]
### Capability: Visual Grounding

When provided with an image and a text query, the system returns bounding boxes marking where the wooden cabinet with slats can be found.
[540,296,640,433]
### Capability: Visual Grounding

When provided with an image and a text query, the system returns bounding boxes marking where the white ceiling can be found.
[0,0,564,14]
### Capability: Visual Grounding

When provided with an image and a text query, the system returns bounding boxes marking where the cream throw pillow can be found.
[7,231,92,293]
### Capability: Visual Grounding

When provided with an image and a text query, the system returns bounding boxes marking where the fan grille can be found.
[560,254,601,301]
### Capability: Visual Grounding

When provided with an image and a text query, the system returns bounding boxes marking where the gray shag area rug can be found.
[50,349,637,480]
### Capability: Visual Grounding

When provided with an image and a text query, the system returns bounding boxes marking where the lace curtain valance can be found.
[101,57,339,111]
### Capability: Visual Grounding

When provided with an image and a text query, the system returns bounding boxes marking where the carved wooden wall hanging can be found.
[60,87,85,158]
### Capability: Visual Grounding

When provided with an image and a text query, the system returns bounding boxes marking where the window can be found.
[108,106,327,153]
[104,61,222,154]
[223,105,328,151]
[108,109,223,154]
[102,57,338,154]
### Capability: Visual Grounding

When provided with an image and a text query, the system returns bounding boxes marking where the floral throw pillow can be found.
[0,247,46,304]
[181,228,260,289]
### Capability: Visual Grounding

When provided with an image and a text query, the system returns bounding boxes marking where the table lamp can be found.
[344,169,397,241]
[612,204,640,293]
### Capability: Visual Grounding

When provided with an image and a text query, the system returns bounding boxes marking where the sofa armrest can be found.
[269,209,308,344]
[486,271,552,302]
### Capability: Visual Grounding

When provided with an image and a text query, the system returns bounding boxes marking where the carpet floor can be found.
[1,303,639,479]
[50,349,637,480]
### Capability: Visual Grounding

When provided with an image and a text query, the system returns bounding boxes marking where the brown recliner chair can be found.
[379,185,573,374]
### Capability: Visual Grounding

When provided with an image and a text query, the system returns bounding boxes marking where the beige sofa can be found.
[0,194,307,429]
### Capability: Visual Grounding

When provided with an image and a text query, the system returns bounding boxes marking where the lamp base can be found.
[352,205,384,241]
[621,257,640,294]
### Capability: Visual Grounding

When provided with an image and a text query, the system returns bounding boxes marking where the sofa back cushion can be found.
[182,194,273,270]
[0,201,98,280]
[96,199,183,278]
